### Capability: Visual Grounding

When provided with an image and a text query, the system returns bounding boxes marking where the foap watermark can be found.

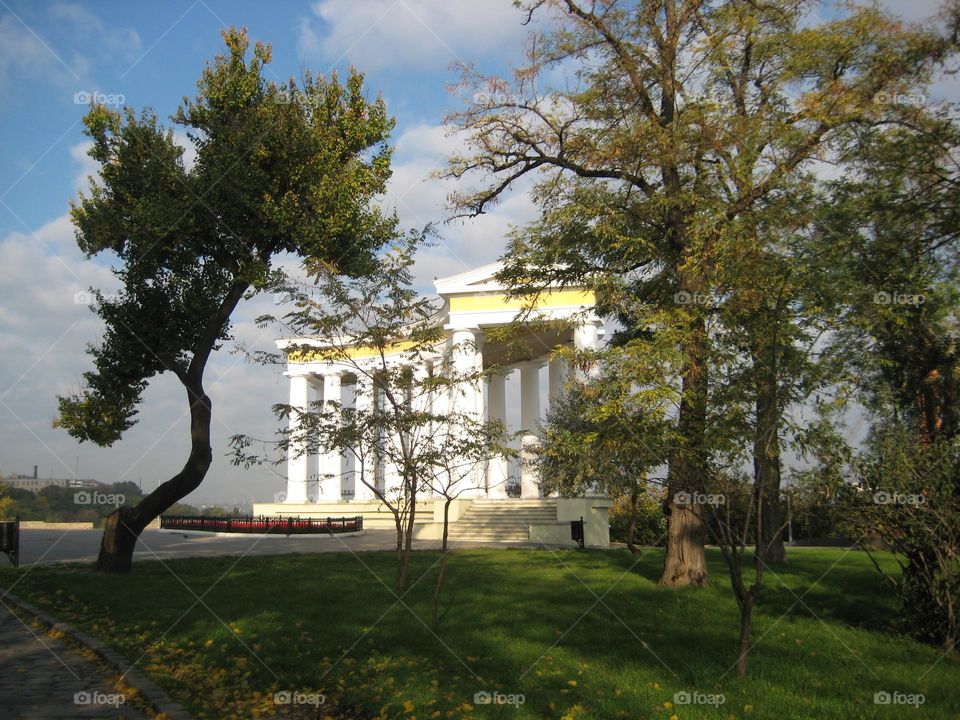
[873,291,925,306]
[74,690,125,707]
[474,690,525,706]
[273,690,326,707]
[74,290,123,306]
[674,491,725,507]
[674,690,726,707]
[74,490,124,507]
[673,291,710,306]
[874,690,925,707]
[873,91,926,107]
[873,491,925,506]
[74,90,125,107]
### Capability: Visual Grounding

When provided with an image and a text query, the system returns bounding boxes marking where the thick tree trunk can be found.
[95,382,213,572]
[660,313,709,587]
[754,355,786,564]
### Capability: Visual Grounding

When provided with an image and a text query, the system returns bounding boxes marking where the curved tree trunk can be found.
[94,281,245,574]
[95,382,213,572]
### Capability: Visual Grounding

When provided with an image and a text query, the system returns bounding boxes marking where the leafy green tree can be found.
[56,28,396,572]
[446,0,945,586]
[811,118,960,646]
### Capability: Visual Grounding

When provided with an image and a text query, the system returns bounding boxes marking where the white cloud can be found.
[0,145,287,506]
[0,15,61,89]
[297,0,531,71]
[381,122,538,289]
[172,131,198,172]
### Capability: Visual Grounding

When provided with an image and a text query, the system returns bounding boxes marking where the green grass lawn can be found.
[1,547,956,719]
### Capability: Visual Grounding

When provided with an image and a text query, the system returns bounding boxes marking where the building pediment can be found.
[433,261,509,296]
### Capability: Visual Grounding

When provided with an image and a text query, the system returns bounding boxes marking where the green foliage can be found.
[57,27,396,446]
[838,427,960,649]
[0,483,13,520]
[607,490,666,546]
[0,482,147,525]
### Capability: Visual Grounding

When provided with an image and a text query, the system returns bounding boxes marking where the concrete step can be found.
[449,532,530,540]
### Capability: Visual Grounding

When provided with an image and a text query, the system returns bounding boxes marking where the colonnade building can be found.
[253,262,612,547]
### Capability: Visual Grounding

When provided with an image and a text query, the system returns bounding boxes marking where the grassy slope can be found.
[0,547,955,720]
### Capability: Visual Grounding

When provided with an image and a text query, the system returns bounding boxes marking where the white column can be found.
[450,327,482,417]
[381,371,403,499]
[285,373,310,504]
[548,356,569,405]
[352,377,376,501]
[485,371,509,498]
[319,372,343,501]
[450,327,485,496]
[573,320,602,379]
[519,361,543,499]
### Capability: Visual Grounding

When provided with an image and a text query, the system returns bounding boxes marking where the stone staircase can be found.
[448,498,559,542]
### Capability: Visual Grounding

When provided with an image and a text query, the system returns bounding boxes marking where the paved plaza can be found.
[15,526,431,567]
[0,602,149,719]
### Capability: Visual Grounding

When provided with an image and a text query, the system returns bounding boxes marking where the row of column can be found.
[284,319,602,503]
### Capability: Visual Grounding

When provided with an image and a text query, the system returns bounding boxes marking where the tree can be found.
[233,235,511,595]
[821,426,960,652]
[422,413,514,628]
[811,117,960,647]
[702,467,791,676]
[55,28,396,572]
[446,0,946,587]
[534,346,673,553]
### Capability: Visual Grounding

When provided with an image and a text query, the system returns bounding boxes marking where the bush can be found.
[608,487,667,547]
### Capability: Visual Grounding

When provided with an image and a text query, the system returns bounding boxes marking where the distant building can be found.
[1,465,96,493]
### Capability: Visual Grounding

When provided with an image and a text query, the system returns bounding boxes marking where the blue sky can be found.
[0,0,948,506]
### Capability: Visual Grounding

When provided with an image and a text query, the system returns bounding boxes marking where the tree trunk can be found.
[735,594,755,677]
[660,313,709,587]
[754,354,786,564]
[626,485,640,556]
[431,498,452,629]
[395,479,417,594]
[95,382,213,572]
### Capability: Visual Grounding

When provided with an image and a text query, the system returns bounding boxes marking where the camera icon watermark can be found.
[674,690,726,706]
[74,690,125,707]
[474,690,525,706]
[874,690,924,706]
[273,690,325,707]
[74,490,125,507]
[74,90,125,107]
[674,491,725,507]
[873,291,925,306]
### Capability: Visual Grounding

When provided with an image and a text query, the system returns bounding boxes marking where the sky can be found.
[0,0,951,507]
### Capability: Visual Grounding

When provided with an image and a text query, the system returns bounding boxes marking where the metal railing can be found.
[159,515,363,535]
